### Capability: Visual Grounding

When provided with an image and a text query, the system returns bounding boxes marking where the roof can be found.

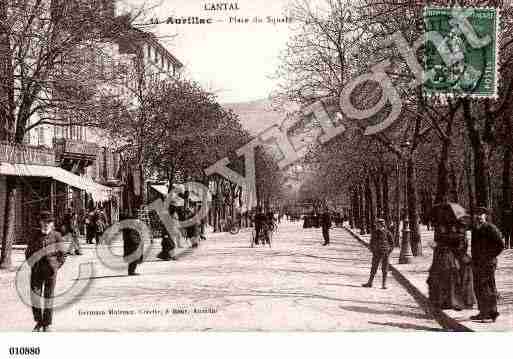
[129,27,184,69]
[0,163,112,202]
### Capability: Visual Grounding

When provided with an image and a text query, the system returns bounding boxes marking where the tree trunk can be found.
[449,164,459,203]
[0,0,15,141]
[354,186,359,229]
[420,189,432,230]
[472,140,491,207]
[464,100,491,208]
[382,171,390,227]
[407,157,422,256]
[502,145,512,236]
[358,183,366,234]
[0,177,17,269]
[374,172,383,219]
[464,143,475,214]
[436,139,451,204]
[354,185,360,231]
[349,187,356,229]
[394,159,401,247]
[365,176,375,234]
[214,199,220,232]
[0,1,17,269]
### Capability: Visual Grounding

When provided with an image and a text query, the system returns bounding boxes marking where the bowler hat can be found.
[39,210,55,222]
[473,207,490,215]
[376,218,386,224]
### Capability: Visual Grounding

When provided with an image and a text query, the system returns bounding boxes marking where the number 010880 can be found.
[9,347,40,356]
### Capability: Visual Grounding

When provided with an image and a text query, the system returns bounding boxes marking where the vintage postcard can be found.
[1,0,513,355]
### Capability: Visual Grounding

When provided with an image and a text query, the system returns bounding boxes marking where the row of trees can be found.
[274,0,513,253]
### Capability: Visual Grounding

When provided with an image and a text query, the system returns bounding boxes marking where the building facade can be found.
[1,0,183,243]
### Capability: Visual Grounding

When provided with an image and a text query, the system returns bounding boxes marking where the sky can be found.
[123,0,295,103]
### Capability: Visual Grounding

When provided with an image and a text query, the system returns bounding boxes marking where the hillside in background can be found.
[224,98,299,136]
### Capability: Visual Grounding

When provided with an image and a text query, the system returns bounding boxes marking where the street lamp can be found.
[399,141,413,264]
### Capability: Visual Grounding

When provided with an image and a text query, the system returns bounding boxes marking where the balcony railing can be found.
[53,138,98,160]
[0,141,56,166]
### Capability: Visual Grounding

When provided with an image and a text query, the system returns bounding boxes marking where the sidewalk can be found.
[342,225,513,331]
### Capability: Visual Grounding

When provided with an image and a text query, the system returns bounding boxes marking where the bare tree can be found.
[0,0,145,268]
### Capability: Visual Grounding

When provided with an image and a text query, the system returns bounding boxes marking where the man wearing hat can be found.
[470,207,504,322]
[320,206,332,246]
[362,218,395,289]
[25,210,67,332]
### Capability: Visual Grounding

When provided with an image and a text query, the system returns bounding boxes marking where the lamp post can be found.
[399,142,413,264]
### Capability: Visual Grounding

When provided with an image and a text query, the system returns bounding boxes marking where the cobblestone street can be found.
[0,221,442,331]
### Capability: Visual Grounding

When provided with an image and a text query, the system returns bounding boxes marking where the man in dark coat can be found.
[470,207,504,322]
[25,211,67,332]
[156,220,175,261]
[320,208,332,246]
[254,207,267,245]
[362,218,395,289]
[121,212,144,276]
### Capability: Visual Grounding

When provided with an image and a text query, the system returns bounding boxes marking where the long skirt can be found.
[459,260,476,309]
[427,246,474,310]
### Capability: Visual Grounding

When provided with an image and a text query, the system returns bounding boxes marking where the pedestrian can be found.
[156,222,176,261]
[25,211,67,332]
[85,209,96,244]
[182,204,199,248]
[427,215,475,311]
[67,212,82,256]
[320,207,332,246]
[362,218,394,289]
[254,206,267,245]
[157,205,179,261]
[470,207,505,322]
[200,216,207,241]
[95,207,107,245]
[121,212,144,276]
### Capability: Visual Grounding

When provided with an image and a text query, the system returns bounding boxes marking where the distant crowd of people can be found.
[54,207,109,256]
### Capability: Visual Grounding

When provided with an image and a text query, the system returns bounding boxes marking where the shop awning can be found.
[150,184,169,197]
[0,163,112,202]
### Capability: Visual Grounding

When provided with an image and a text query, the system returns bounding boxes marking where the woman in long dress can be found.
[428,222,475,310]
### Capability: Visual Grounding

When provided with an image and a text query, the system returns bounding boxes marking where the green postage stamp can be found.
[423,7,499,98]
